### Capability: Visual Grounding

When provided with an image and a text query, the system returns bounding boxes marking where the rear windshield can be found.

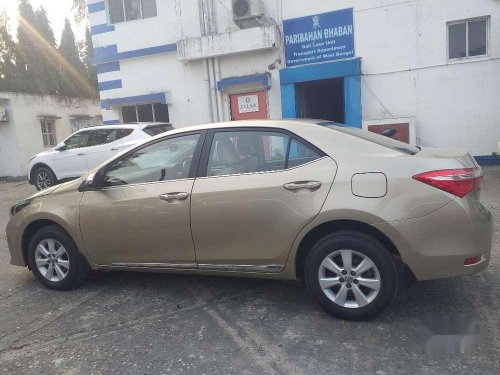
[318,122,420,155]
[142,124,173,136]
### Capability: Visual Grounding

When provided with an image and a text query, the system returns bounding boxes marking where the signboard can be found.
[237,95,260,114]
[283,8,355,67]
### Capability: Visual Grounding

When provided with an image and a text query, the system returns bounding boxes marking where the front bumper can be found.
[375,196,493,281]
[6,214,27,267]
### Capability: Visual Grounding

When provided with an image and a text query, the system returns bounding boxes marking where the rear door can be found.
[190,128,337,272]
[86,128,132,169]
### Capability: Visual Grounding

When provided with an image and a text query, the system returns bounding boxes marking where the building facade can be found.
[0,92,102,177]
[88,0,500,159]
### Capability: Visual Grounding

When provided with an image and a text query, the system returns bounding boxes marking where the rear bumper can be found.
[375,196,493,281]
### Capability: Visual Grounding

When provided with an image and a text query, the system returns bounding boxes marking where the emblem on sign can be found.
[312,15,320,29]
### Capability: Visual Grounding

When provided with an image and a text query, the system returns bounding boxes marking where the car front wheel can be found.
[305,231,398,320]
[28,225,88,290]
[33,166,57,191]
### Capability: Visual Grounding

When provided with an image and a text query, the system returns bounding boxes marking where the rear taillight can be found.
[412,168,483,198]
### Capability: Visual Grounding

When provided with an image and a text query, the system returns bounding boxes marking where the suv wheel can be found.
[33,166,57,191]
[305,231,398,320]
[28,225,88,290]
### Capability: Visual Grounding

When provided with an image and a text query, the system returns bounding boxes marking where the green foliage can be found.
[0,0,97,98]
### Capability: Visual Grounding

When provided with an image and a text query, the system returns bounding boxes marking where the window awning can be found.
[37,115,62,120]
[101,93,168,110]
[216,73,271,92]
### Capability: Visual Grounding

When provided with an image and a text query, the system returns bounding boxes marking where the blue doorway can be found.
[279,58,362,127]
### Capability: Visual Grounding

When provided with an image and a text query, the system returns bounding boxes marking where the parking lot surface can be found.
[1,168,499,374]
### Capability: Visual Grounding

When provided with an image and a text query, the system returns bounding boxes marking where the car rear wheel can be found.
[33,166,57,191]
[305,231,398,320]
[28,226,88,290]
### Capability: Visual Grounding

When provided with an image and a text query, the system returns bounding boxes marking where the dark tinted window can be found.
[117,129,134,139]
[153,103,169,122]
[91,129,118,146]
[109,0,125,23]
[320,122,420,155]
[288,139,322,168]
[142,124,172,136]
[122,106,137,123]
[468,20,487,56]
[124,0,141,21]
[142,0,157,18]
[64,131,92,150]
[448,23,466,59]
[138,104,154,122]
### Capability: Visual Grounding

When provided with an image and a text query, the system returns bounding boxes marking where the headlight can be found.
[10,199,33,216]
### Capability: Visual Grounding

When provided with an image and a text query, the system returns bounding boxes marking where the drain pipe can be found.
[214,57,224,122]
[205,59,215,123]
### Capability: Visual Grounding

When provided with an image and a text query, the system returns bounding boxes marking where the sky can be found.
[0,0,86,43]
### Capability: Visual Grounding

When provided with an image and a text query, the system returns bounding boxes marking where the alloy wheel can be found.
[34,239,70,282]
[35,171,52,190]
[318,249,381,309]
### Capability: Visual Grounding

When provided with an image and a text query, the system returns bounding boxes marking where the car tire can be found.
[304,231,398,321]
[33,166,57,191]
[28,225,88,290]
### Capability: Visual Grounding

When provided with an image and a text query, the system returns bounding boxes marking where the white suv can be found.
[28,123,173,190]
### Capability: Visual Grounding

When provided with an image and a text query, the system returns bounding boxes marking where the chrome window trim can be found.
[198,156,328,181]
[99,177,195,191]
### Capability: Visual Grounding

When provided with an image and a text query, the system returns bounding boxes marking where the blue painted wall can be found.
[280,58,362,127]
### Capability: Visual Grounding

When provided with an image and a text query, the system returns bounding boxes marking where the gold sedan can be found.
[6,120,492,320]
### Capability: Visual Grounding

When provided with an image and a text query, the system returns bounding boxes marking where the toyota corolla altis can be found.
[7,120,492,320]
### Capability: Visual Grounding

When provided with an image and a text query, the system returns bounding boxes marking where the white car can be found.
[28,123,173,190]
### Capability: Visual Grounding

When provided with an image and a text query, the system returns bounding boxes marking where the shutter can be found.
[141,0,157,18]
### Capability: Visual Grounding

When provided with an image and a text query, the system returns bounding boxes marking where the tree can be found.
[16,0,38,92]
[0,9,21,91]
[58,18,94,97]
[72,0,88,24]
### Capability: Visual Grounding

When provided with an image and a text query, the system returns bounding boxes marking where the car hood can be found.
[26,178,83,200]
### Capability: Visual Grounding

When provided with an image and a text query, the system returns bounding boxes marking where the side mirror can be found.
[55,142,66,151]
[78,172,101,192]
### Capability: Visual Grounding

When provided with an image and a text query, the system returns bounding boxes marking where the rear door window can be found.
[288,139,322,168]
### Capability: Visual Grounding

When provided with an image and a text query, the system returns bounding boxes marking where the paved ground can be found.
[0,168,499,375]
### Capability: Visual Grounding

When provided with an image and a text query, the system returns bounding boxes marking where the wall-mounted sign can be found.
[238,95,260,114]
[283,8,355,68]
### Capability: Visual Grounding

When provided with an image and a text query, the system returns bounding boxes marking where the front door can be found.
[190,129,337,272]
[54,130,92,179]
[79,132,203,267]
[230,91,268,121]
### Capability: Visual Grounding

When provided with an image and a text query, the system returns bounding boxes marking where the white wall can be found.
[89,0,500,155]
[0,93,101,177]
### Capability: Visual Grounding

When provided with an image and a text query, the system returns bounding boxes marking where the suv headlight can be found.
[10,199,33,216]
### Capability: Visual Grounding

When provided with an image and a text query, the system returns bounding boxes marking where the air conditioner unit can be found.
[0,106,8,122]
[232,0,264,28]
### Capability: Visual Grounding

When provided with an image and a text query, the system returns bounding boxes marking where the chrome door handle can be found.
[110,147,120,151]
[77,153,86,156]
[283,181,322,192]
[158,192,190,202]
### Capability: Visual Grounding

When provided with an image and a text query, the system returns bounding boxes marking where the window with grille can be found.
[108,0,157,24]
[40,120,57,148]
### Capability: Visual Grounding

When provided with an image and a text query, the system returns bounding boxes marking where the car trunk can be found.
[417,147,479,169]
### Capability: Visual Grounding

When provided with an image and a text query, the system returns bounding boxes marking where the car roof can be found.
[75,122,172,132]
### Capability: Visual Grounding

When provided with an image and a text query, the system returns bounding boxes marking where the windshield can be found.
[318,122,420,155]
